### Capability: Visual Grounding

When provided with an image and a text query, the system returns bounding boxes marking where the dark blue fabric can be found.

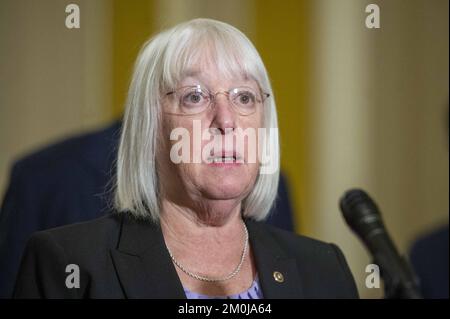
[409,224,449,299]
[267,174,295,232]
[0,121,295,298]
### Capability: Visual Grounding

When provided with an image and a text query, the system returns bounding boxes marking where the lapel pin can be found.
[273,271,284,283]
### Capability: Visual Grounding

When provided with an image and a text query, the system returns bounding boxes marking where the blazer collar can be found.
[110,215,304,299]
[110,214,186,299]
[245,220,304,298]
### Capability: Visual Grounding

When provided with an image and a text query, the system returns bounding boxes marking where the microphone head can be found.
[340,189,422,299]
[339,188,385,241]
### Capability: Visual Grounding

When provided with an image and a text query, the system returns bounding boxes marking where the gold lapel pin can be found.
[273,271,284,283]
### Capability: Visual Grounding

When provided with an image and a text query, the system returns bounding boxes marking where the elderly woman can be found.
[13,19,358,299]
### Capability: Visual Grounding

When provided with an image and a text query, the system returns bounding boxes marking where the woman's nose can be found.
[209,93,237,133]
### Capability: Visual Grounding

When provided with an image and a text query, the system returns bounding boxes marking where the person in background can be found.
[410,225,449,298]
[409,105,449,299]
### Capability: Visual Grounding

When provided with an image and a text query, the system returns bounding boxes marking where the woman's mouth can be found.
[207,154,243,165]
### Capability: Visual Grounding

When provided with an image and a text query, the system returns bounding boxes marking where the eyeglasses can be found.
[165,85,270,116]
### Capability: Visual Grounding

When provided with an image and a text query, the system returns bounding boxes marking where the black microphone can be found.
[339,189,422,299]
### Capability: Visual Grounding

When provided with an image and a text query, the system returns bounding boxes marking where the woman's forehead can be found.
[175,43,252,80]
[177,68,257,88]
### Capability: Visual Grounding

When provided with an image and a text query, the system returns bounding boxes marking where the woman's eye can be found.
[238,92,255,104]
[183,92,203,104]
[190,93,201,103]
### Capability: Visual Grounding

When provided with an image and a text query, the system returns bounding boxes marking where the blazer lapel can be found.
[110,215,186,299]
[246,220,304,299]
[110,215,305,299]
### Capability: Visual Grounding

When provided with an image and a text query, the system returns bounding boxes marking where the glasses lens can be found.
[178,86,209,114]
[230,88,258,115]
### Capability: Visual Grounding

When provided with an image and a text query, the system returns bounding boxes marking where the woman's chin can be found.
[190,164,257,200]
[200,179,251,201]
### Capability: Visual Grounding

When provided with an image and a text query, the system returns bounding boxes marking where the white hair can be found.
[114,18,280,222]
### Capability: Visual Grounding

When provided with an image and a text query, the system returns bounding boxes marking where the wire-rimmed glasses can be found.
[165,85,270,116]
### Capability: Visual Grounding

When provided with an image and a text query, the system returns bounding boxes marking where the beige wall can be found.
[310,0,448,298]
[153,0,255,38]
[310,0,379,298]
[372,0,449,245]
[0,0,113,196]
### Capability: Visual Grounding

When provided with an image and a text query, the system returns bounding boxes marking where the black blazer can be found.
[13,213,358,299]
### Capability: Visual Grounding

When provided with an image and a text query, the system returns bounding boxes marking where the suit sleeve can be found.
[329,243,360,298]
[13,231,78,299]
[0,162,43,298]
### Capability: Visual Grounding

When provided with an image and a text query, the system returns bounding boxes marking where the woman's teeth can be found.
[211,156,235,163]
